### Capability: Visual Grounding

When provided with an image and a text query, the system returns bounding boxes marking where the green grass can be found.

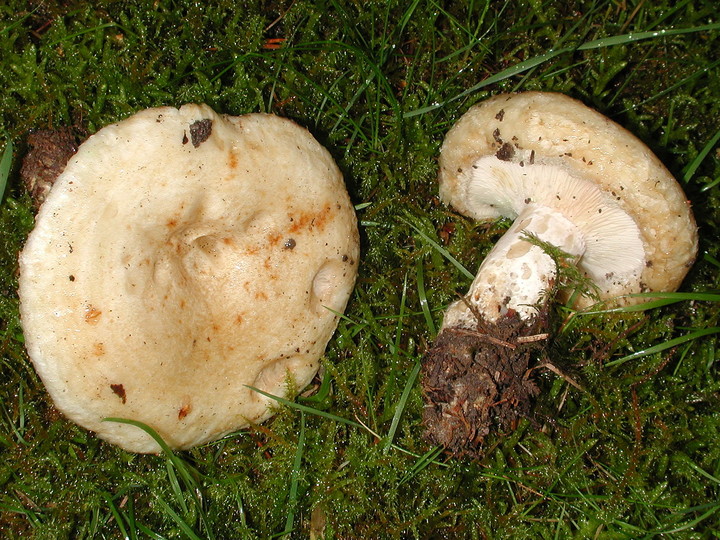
[1,0,719,537]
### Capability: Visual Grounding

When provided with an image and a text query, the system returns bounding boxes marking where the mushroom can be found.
[422,91,697,457]
[18,104,359,453]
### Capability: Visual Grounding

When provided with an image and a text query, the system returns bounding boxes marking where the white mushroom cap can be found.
[438,92,697,309]
[18,104,359,453]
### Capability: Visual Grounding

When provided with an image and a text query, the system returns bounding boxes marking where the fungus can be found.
[19,104,359,453]
[422,92,697,457]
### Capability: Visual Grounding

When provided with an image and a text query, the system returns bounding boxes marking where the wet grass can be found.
[1,0,719,537]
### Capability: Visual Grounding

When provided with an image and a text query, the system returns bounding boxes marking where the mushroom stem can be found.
[443,203,586,328]
[422,204,587,458]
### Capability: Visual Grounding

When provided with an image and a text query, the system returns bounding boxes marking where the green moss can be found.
[1,0,719,537]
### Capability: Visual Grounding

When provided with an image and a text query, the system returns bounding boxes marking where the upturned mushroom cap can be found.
[19,104,359,453]
[438,92,697,306]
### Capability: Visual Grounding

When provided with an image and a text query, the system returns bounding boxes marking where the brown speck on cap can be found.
[110,384,126,404]
[84,306,102,324]
[178,403,192,420]
[495,142,515,162]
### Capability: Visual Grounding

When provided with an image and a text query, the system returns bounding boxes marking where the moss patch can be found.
[1,0,719,537]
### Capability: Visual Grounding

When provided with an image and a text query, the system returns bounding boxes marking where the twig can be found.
[516,333,550,344]
[530,362,585,391]
[451,328,517,350]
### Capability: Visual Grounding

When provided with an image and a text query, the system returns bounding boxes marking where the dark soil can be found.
[20,128,82,208]
[421,310,548,458]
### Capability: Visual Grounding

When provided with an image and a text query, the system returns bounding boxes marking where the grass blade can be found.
[405,22,720,117]
[102,491,130,540]
[606,327,720,367]
[398,445,445,486]
[279,411,306,537]
[153,496,203,540]
[383,359,421,453]
[135,522,168,540]
[400,216,474,280]
[684,126,720,184]
[165,460,189,514]
[579,292,720,315]
[416,258,437,335]
[0,138,13,201]
[248,386,448,467]
[247,386,363,429]
[103,418,200,491]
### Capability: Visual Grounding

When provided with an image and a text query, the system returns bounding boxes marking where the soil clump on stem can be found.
[422,308,548,458]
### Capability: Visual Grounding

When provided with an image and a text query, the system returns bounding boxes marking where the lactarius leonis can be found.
[422,91,697,457]
[19,104,359,453]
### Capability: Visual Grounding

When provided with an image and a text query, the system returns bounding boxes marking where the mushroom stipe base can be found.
[421,310,548,458]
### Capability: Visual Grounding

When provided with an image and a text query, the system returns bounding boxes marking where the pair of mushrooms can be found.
[18,93,696,455]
